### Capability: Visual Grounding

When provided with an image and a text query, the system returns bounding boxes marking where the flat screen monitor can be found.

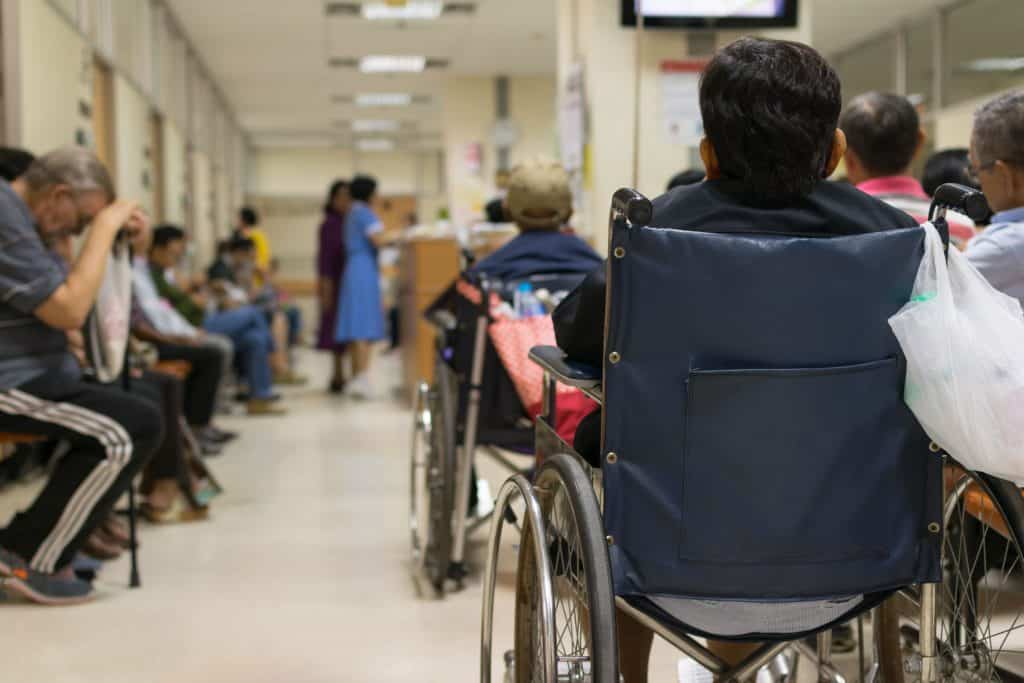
[621,0,799,29]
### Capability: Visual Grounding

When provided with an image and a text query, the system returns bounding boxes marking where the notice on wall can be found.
[660,60,707,147]
[560,61,586,172]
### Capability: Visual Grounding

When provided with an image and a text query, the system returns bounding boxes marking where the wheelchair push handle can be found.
[930,183,991,224]
[611,188,654,227]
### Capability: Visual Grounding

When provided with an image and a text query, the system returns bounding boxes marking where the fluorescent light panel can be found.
[360,55,427,73]
[961,57,1024,72]
[353,119,401,133]
[362,1,443,20]
[355,93,413,107]
[357,138,396,151]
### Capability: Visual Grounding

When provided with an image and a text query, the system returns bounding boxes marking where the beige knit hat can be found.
[505,156,573,231]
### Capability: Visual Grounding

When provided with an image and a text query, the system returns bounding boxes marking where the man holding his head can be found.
[966,91,1024,305]
[0,146,162,604]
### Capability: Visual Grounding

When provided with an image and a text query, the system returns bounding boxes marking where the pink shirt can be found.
[856,176,976,246]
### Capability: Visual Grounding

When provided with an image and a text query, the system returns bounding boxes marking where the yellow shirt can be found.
[248,228,272,272]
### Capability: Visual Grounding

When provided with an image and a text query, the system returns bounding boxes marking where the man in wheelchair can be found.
[550,37,923,681]
[469,156,601,282]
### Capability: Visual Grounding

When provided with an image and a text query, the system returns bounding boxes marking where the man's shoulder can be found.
[969,222,1024,252]
[813,181,921,230]
[0,183,35,241]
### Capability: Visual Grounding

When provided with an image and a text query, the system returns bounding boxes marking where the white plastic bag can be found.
[86,242,133,383]
[889,222,1024,483]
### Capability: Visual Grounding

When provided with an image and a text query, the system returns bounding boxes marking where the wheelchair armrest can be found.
[528,346,602,389]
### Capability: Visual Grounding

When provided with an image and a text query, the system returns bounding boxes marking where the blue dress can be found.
[335,202,386,343]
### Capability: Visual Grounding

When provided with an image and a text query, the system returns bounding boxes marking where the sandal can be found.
[140,495,209,524]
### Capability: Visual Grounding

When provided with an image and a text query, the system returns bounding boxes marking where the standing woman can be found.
[334,175,400,398]
[317,179,350,393]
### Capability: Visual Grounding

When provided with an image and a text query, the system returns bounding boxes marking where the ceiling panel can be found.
[165,0,555,148]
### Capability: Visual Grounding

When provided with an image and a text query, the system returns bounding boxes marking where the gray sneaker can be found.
[0,547,94,605]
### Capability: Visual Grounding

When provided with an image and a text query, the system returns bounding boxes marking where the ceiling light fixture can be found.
[355,93,414,107]
[352,120,402,133]
[960,57,1024,73]
[357,138,396,151]
[359,55,427,73]
[362,1,443,20]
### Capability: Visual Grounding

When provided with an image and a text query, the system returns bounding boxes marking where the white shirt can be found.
[132,257,199,338]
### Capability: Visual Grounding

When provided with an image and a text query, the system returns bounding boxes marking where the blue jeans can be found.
[203,306,275,399]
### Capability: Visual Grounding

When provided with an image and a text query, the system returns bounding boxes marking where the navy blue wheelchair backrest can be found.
[601,223,943,601]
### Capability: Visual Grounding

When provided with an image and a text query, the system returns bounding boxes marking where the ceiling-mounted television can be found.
[622,0,799,30]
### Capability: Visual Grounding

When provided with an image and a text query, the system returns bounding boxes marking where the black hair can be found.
[921,148,977,197]
[840,92,920,177]
[324,179,349,214]
[666,169,705,192]
[239,206,259,226]
[0,147,35,182]
[485,197,507,223]
[350,175,378,202]
[216,239,231,255]
[151,224,186,250]
[700,37,841,198]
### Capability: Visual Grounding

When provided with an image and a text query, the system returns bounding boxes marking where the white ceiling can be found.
[166,0,955,150]
[165,0,556,149]
[813,0,946,55]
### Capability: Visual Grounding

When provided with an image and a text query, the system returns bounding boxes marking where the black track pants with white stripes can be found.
[0,373,162,573]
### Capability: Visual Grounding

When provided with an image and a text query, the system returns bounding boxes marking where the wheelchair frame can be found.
[478,185,1020,682]
[411,276,546,595]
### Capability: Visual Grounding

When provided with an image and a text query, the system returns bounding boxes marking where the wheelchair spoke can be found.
[932,469,1024,683]
[542,478,592,665]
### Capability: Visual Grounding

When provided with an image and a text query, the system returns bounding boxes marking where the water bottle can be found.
[514,282,544,318]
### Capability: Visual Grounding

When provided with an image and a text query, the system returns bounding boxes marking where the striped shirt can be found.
[0,181,81,390]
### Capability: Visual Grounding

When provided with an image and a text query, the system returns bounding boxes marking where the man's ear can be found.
[995,160,1021,198]
[825,129,848,178]
[700,137,721,180]
[915,127,928,159]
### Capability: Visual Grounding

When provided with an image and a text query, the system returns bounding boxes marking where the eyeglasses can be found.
[970,158,1024,179]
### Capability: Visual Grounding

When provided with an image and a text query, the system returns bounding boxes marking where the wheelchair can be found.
[410,265,591,596]
[479,185,1024,681]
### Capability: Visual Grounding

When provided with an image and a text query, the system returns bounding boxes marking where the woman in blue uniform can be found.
[334,175,400,398]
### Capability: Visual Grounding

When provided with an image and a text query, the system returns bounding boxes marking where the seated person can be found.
[210,237,306,385]
[129,292,235,452]
[469,157,602,281]
[922,148,980,198]
[130,229,237,418]
[966,91,1024,306]
[234,206,272,286]
[552,37,919,682]
[147,225,286,415]
[840,92,976,246]
[0,146,162,604]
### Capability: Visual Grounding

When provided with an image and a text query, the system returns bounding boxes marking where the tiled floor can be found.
[0,351,675,681]
[8,350,1022,682]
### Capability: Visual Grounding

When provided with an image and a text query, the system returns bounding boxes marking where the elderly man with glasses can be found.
[967,91,1024,305]
[0,146,162,605]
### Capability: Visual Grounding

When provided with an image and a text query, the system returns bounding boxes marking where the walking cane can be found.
[116,232,141,589]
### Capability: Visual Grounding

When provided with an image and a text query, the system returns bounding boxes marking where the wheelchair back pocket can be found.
[679,357,914,566]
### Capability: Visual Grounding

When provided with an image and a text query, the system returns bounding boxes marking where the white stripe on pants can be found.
[0,389,132,572]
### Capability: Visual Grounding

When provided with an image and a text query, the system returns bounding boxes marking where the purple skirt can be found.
[317,276,347,352]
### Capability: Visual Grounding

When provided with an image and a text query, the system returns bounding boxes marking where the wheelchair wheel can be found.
[877,466,1024,682]
[409,366,457,594]
[514,453,617,682]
